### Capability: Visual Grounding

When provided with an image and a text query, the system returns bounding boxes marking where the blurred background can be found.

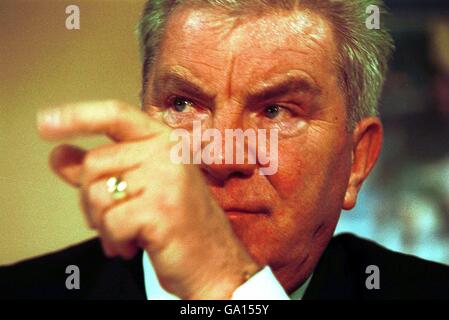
[0,0,448,265]
[336,0,449,264]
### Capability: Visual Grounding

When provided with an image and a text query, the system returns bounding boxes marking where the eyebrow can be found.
[247,75,322,104]
[152,69,216,104]
[151,68,321,106]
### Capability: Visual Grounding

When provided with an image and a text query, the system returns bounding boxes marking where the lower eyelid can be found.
[164,108,210,122]
[274,119,307,135]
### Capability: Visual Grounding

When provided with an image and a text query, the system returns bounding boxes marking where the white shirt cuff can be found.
[231,266,290,300]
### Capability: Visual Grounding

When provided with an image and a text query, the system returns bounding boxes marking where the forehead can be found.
[152,5,339,92]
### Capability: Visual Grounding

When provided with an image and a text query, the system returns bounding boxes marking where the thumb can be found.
[49,144,86,187]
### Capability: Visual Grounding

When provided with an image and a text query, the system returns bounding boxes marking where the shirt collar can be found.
[142,251,311,300]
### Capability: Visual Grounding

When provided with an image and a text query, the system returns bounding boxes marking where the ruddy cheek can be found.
[268,146,303,196]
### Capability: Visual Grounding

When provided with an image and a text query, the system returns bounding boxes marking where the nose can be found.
[199,129,258,183]
[198,102,261,182]
[201,157,257,183]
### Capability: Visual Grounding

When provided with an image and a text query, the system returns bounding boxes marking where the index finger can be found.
[37,100,168,142]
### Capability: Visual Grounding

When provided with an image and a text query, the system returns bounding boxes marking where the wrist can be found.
[188,259,263,300]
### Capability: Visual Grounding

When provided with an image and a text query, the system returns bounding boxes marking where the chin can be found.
[229,214,339,291]
[227,214,296,267]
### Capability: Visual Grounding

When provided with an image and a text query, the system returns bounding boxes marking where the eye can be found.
[170,96,194,112]
[263,105,281,119]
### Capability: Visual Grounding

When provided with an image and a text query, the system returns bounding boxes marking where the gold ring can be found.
[106,176,128,200]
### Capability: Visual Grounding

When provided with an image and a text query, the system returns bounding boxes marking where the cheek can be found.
[268,139,318,202]
[269,132,351,223]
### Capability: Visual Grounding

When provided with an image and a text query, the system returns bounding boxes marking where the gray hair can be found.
[137,0,394,129]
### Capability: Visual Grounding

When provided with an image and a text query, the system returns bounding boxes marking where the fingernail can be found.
[37,109,61,127]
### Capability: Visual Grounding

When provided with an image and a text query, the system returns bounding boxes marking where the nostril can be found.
[228,171,250,180]
[199,163,254,185]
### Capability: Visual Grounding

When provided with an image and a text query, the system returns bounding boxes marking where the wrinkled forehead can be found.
[147,5,341,97]
[163,5,336,59]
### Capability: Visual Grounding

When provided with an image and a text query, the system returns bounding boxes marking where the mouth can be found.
[224,207,270,218]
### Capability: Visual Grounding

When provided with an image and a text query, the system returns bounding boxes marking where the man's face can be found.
[143,6,354,290]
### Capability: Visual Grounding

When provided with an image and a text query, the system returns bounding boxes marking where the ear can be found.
[342,117,383,210]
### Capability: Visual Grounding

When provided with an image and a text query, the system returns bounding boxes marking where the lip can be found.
[224,208,269,217]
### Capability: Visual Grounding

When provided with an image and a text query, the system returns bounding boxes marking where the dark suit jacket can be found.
[1,233,448,299]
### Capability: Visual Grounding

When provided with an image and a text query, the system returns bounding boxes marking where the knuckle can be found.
[87,183,106,212]
[82,151,97,173]
[81,148,105,182]
[103,207,118,229]
[140,213,171,249]
[138,221,163,252]
[103,205,138,244]
[102,210,121,241]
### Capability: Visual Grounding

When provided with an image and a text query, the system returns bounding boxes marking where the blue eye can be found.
[171,97,193,112]
[264,105,281,119]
